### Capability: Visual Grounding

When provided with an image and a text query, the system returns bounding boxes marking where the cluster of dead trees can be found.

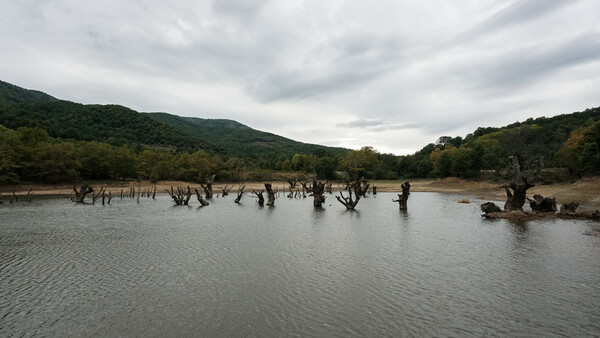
[71,184,157,205]
[66,174,413,212]
[480,156,597,221]
[0,189,35,204]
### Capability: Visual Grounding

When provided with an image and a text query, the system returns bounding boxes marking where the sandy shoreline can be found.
[3,177,599,211]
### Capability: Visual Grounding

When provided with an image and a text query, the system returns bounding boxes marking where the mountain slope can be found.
[0,100,221,153]
[0,80,57,104]
[145,112,349,158]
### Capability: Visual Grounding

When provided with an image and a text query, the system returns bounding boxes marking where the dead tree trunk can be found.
[360,177,371,197]
[253,190,265,206]
[166,186,192,205]
[392,181,410,211]
[335,181,361,210]
[201,174,216,199]
[325,181,333,194]
[503,156,534,211]
[72,185,94,203]
[107,191,112,205]
[194,188,210,206]
[221,185,233,196]
[287,178,298,191]
[264,183,276,206]
[311,180,326,208]
[235,185,245,204]
[152,185,156,199]
[92,186,105,205]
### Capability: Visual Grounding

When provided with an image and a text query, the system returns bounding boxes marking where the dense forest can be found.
[0,80,599,185]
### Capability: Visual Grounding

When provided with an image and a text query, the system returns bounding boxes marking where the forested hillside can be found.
[397,107,600,178]
[0,80,57,104]
[0,79,598,185]
[146,113,348,159]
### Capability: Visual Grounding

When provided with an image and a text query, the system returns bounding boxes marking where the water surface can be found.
[1,192,599,336]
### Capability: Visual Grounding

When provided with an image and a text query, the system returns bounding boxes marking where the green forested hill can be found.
[0,101,220,153]
[398,107,600,178]
[0,80,57,104]
[145,112,349,158]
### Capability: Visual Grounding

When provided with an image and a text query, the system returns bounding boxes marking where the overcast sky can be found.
[1,1,599,154]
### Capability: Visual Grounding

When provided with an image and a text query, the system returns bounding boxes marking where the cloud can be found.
[337,119,422,131]
[1,0,599,155]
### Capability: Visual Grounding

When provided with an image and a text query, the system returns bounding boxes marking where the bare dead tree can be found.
[311,180,326,208]
[235,185,246,204]
[92,186,106,205]
[166,186,192,205]
[392,181,410,211]
[502,156,534,211]
[287,178,298,191]
[152,185,156,199]
[72,185,94,203]
[221,185,233,196]
[264,183,276,206]
[336,181,362,210]
[358,177,370,197]
[194,188,210,206]
[201,174,216,198]
[253,189,265,206]
[325,181,333,194]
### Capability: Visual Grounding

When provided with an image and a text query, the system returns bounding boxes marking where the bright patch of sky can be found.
[1,0,599,154]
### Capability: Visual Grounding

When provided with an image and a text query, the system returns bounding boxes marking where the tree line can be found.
[1,108,599,185]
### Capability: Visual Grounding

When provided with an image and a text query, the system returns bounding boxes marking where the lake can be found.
[1,192,599,337]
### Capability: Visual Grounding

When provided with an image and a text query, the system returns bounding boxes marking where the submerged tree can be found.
[392,181,410,210]
[502,156,534,211]
[200,174,216,199]
[264,183,276,206]
[72,185,94,203]
[335,180,362,210]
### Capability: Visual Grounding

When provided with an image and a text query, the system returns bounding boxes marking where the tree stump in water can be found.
[253,189,265,206]
[166,186,192,205]
[194,188,210,206]
[221,185,233,196]
[264,183,275,206]
[480,202,502,214]
[201,174,216,199]
[392,181,410,210]
[336,181,362,210]
[235,186,245,204]
[308,180,326,208]
[325,181,333,194]
[72,185,94,203]
[503,156,534,211]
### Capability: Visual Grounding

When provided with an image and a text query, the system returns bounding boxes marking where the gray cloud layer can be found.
[1,0,598,154]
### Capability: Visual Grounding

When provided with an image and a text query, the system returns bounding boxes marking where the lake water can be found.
[1,192,599,337]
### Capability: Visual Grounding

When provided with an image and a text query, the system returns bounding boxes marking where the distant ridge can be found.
[145,112,349,158]
[0,80,348,157]
[0,80,57,104]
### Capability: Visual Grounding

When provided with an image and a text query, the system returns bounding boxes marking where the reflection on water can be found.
[1,193,599,337]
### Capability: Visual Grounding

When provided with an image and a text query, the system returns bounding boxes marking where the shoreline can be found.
[2,177,599,212]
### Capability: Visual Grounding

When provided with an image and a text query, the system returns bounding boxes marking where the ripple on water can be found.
[1,193,599,337]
